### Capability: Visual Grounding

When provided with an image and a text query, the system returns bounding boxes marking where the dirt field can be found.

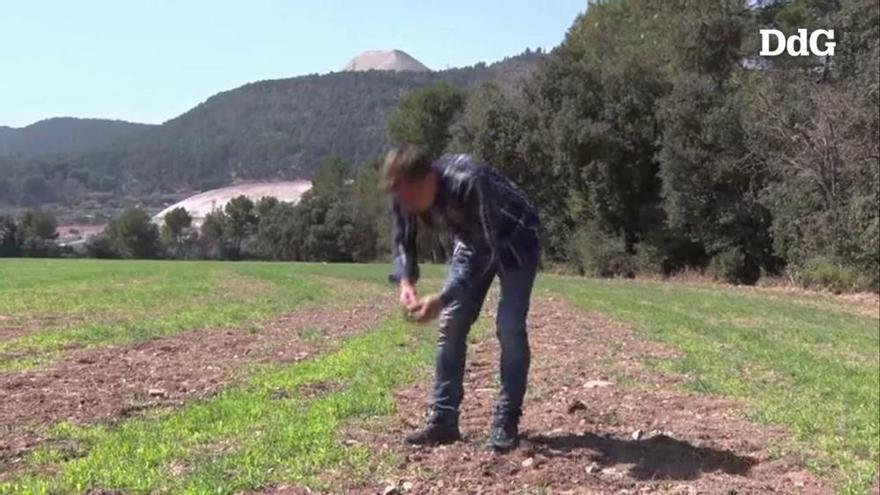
[0,260,876,494]
[0,283,390,479]
[331,296,830,494]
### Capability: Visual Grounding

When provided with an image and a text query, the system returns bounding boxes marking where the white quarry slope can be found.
[153,181,312,227]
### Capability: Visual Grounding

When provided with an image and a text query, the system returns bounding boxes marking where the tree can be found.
[385,82,468,263]
[658,74,775,284]
[223,196,257,259]
[17,209,59,257]
[311,156,349,195]
[654,0,782,284]
[160,207,194,258]
[0,215,20,257]
[252,201,303,261]
[388,81,466,158]
[18,209,58,240]
[200,209,228,259]
[454,1,674,270]
[453,81,573,262]
[350,159,388,261]
[162,207,192,239]
[104,208,160,258]
[255,196,280,220]
[85,235,118,259]
[749,63,879,289]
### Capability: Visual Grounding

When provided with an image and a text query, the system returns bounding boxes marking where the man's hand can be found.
[407,294,443,324]
[399,279,418,307]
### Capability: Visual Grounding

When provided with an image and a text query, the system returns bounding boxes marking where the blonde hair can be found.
[382,144,431,191]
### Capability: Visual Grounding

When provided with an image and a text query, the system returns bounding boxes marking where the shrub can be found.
[567,225,636,278]
[85,235,119,259]
[707,247,761,285]
[634,242,666,275]
[796,256,873,294]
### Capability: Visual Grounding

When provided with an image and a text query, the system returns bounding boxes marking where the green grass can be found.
[0,260,331,370]
[1,259,876,493]
[0,314,444,494]
[539,277,880,494]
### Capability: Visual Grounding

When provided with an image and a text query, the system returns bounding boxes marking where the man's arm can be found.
[388,199,419,286]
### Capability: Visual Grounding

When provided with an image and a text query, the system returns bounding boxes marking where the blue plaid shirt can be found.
[389,153,541,304]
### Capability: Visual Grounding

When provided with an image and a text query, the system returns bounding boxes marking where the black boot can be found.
[485,417,519,452]
[404,411,461,446]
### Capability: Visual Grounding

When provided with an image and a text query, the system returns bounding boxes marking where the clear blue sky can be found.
[0,1,586,128]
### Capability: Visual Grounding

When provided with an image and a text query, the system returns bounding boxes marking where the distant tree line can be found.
[0,210,64,257]
[0,156,392,263]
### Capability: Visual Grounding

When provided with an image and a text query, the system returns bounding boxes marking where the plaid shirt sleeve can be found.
[388,199,419,285]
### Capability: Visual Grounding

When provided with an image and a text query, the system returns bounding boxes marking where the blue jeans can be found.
[429,242,538,423]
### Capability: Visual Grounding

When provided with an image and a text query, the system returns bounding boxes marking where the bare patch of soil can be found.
[0,314,92,342]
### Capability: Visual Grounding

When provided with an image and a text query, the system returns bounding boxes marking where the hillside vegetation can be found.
[0,51,542,218]
[0,118,153,157]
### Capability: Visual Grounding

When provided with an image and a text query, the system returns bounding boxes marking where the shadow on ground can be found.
[529,432,758,481]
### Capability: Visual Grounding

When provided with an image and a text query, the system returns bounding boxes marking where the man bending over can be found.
[383,145,541,452]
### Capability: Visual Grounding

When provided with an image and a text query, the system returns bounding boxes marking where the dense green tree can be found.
[255,196,280,220]
[311,156,349,195]
[745,0,880,289]
[104,208,160,259]
[200,209,228,259]
[451,0,876,288]
[18,209,58,240]
[160,206,194,258]
[456,0,672,270]
[350,160,386,262]
[0,215,20,257]
[388,81,466,158]
[656,1,777,283]
[16,209,60,257]
[252,200,302,261]
[85,235,118,259]
[249,158,389,263]
[294,191,354,262]
[223,196,257,260]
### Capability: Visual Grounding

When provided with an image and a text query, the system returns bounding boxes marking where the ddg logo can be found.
[760,29,836,57]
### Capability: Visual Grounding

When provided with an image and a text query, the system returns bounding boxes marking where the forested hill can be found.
[0,50,543,209]
[0,118,154,157]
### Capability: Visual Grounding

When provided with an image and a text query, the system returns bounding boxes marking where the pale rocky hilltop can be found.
[343,49,430,72]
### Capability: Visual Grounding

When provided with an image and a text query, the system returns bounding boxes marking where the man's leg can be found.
[487,249,538,451]
[406,242,494,445]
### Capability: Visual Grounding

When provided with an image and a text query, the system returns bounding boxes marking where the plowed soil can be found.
[329,296,831,495]
[0,287,392,479]
[2,289,835,493]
